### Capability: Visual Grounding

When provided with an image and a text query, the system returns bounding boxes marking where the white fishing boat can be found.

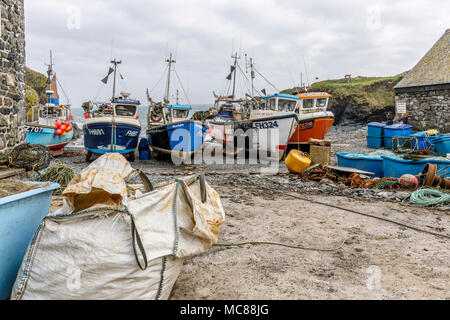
[209,54,298,160]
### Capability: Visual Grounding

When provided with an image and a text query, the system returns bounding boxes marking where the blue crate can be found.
[0,182,59,299]
[366,136,383,149]
[383,124,413,138]
[336,152,384,177]
[367,122,386,137]
[383,136,393,149]
[382,156,450,178]
[433,135,450,156]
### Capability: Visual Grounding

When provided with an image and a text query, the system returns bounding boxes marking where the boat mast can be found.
[111,59,122,100]
[165,53,176,103]
[44,51,55,105]
[249,57,255,98]
[231,52,240,99]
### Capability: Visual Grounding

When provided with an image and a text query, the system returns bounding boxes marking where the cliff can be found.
[282,73,406,125]
[24,67,48,107]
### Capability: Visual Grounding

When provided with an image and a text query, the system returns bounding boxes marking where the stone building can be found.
[394,29,449,133]
[0,0,25,152]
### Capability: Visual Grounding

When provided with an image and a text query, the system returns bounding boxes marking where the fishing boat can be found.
[209,54,298,160]
[25,51,74,156]
[146,53,206,160]
[252,92,334,149]
[82,59,141,162]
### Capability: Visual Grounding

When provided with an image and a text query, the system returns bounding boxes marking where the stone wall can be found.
[0,0,25,153]
[395,85,449,133]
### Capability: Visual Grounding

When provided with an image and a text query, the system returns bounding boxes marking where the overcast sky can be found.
[24,0,449,107]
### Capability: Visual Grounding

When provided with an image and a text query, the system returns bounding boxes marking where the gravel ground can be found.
[51,126,449,299]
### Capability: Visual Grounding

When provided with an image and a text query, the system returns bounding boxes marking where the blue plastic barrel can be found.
[0,182,59,299]
[138,138,151,160]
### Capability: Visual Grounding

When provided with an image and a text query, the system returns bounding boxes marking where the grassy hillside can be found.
[24,67,48,107]
[282,73,406,124]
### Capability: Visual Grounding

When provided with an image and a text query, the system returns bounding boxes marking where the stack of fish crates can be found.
[366,122,385,149]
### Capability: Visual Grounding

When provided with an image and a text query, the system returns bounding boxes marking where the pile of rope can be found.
[0,144,51,171]
[37,161,75,195]
[402,188,450,207]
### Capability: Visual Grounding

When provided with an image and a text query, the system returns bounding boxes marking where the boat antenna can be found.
[45,50,54,86]
[231,52,240,99]
[165,53,176,103]
[303,55,310,88]
[110,59,122,99]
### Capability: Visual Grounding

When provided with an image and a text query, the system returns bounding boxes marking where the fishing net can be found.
[0,144,52,171]
[37,161,75,195]
[0,179,41,199]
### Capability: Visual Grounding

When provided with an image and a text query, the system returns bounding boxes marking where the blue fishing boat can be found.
[25,51,74,156]
[82,59,141,162]
[146,53,206,160]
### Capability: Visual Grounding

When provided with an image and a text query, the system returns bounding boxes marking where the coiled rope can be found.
[402,188,450,207]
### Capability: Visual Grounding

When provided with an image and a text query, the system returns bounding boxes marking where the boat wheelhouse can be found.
[83,95,141,161]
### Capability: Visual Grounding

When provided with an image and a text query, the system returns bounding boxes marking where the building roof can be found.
[395,29,450,89]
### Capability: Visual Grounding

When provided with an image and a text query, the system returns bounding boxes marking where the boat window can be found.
[39,108,62,118]
[303,99,314,109]
[316,98,327,108]
[278,99,297,112]
[173,109,190,118]
[115,104,137,116]
[267,99,276,110]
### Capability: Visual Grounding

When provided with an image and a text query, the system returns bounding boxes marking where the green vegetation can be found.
[24,67,48,107]
[282,73,405,111]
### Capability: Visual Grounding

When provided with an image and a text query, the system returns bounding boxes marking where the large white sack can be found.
[11,154,225,300]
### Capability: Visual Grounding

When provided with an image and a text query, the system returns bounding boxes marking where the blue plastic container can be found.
[381,156,450,178]
[138,138,151,160]
[367,122,386,137]
[0,181,59,300]
[384,124,413,138]
[383,124,413,149]
[433,136,450,156]
[336,152,384,177]
[367,136,383,149]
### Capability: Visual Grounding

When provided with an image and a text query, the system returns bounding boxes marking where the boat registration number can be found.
[25,126,43,133]
[252,121,279,129]
[298,121,314,130]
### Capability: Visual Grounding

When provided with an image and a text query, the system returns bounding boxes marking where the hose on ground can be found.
[402,188,450,207]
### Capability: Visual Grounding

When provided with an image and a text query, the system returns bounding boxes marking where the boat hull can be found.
[147,120,206,157]
[83,119,140,154]
[25,124,74,156]
[210,114,298,160]
[288,113,334,144]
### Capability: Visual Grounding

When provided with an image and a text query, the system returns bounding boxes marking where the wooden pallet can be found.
[0,167,26,179]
